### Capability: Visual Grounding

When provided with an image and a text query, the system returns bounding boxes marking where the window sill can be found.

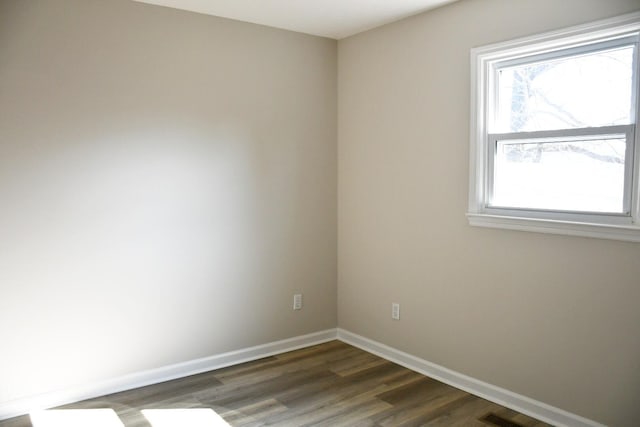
[467,213,640,243]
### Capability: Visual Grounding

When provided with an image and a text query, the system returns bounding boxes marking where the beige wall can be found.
[0,0,336,404]
[3,0,640,424]
[337,0,640,426]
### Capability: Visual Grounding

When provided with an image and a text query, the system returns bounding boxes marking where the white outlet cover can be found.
[293,294,303,310]
[392,303,400,320]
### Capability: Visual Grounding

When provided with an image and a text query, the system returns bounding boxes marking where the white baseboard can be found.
[1,327,605,427]
[337,328,604,427]
[0,329,338,421]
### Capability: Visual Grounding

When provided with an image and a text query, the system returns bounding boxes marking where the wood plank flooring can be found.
[0,341,552,426]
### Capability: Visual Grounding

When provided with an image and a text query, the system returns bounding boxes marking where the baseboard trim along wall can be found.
[0,329,337,421]
[336,328,605,427]
[1,328,604,427]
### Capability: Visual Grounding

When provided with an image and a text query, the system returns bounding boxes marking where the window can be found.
[468,12,640,242]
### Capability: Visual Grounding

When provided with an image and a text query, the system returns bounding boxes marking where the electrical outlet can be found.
[392,303,400,320]
[293,294,303,310]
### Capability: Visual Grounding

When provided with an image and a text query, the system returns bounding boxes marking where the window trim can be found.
[468,11,640,243]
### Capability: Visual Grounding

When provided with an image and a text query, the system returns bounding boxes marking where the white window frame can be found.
[468,11,640,243]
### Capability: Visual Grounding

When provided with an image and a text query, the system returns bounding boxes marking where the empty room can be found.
[1,0,639,426]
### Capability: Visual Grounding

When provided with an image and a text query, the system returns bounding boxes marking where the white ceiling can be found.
[133,0,459,39]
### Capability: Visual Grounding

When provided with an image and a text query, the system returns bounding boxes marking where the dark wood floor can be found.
[0,341,552,426]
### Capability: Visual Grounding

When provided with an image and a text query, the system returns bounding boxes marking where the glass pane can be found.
[491,136,626,213]
[496,45,635,132]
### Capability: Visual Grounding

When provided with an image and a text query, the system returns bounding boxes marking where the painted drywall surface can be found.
[337,0,640,425]
[0,0,336,404]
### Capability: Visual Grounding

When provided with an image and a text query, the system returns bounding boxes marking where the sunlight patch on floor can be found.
[30,409,124,427]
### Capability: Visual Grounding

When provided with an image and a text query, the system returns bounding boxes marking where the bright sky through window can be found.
[495,46,634,133]
[489,43,634,213]
[468,12,640,242]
